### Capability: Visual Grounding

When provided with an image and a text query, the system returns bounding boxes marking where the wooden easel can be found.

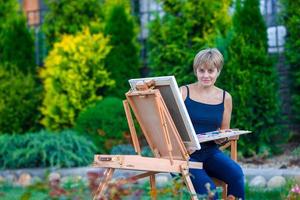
[93,81,202,200]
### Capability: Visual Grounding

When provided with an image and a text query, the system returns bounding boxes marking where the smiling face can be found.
[196,64,219,87]
[193,48,224,87]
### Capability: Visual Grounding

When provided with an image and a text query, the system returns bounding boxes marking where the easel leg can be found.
[150,174,157,200]
[231,140,238,161]
[180,167,198,200]
[223,184,228,199]
[93,168,115,200]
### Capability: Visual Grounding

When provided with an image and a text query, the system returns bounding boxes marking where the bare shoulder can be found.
[215,87,232,103]
[224,91,232,102]
[223,91,232,111]
[179,85,188,100]
[179,86,187,100]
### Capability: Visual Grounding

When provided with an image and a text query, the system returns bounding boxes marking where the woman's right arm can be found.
[180,86,188,101]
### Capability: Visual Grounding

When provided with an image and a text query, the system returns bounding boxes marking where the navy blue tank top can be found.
[184,85,225,134]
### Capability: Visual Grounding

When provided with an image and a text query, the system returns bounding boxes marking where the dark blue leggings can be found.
[189,146,244,199]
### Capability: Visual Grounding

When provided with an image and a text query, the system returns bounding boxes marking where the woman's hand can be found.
[214,129,229,145]
[214,137,229,145]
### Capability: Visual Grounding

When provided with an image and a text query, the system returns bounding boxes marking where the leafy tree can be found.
[148,0,232,85]
[0,65,42,134]
[39,28,114,130]
[0,0,35,73]
[104,1,140,97]
[42,0,103,47]
[218,0,282,156]
[281,0,300,125]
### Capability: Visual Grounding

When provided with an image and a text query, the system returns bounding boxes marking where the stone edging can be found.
[0,167,299,189]
[243,168,300,179]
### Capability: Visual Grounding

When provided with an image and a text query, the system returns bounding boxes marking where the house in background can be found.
[19,0,47,65]
[20,0,46,27]
[22,0,40,26]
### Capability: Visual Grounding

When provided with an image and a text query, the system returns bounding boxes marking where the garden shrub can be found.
[0,130,97,169]
[39,28,114,130]
[110,144,153,157]
[42,0,103,47]
[281,0,300,125]
[0,66,42,134]
[148,0,231,85]
[110,144,136,155]
[104,1,140,97]
[218,0,283,156]
[75,97,129,153]
[0,0,35,73]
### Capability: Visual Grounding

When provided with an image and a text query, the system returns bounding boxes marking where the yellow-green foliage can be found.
[39,28,114,130]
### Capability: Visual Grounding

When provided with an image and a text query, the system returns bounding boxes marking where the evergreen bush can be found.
[75,97,129,153]
[148,0,231,85]
[218,0,282,156]
[39,28,114,130]
[43,0,103,47]
[110,144,154,157]
[110,144,135,155]
[0,130,97,169]
[281,0,300,124]
[0,66,42,134]
[0,0,35,73]
[104,1,140,97]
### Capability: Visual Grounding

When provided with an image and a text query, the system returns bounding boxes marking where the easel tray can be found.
[197,129,251,143]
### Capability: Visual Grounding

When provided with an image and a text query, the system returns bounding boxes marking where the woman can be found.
[180,48,244,199]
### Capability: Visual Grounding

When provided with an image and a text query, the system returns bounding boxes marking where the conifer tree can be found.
[104,1,140,97]
[0,0,35,73]
[281,0,300,125]
[148,0,231,85]
[218,0,281,155]
[0,0,41,133]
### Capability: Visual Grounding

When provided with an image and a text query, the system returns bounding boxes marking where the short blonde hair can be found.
[193,48,224,75]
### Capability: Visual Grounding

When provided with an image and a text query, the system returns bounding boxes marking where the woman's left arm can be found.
[215,92,232,145]
[221,92,232,129]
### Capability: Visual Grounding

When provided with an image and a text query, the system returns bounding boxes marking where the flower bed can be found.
[0,170,299,200]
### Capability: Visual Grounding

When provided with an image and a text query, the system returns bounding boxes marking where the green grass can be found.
[246,187,289,200]
[0,184,48,200]
[245,179,298,200]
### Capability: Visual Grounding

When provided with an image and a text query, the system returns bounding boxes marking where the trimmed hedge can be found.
[0,130,97,169]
